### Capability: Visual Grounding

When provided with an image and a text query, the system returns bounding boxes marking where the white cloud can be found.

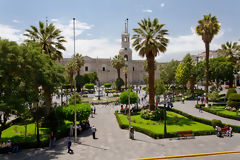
[142,9,152,13]
[160,3,165,7]
[157,27,224,62]
[0,24,24,42]
[12,19,20,23]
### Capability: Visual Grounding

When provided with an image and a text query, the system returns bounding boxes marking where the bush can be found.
[85,83,94,90]
[208,91,219,102]
[69,92,81,105]
[211,119,223,128]
[115,78,124,91]
[55,103,91,122]
[140,109,164,121]
[119,90,138,105]
[227,88,237,98]
[104,83,112,88]
[227,93,240,116]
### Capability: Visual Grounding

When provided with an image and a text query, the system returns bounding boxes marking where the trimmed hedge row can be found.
[114,111,215,139]
[195,105,240,121]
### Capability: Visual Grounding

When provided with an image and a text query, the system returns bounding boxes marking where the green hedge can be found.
[195,104,240,121]
[114,111,215,139]
[194,105,240,132]
[104,83,112,88]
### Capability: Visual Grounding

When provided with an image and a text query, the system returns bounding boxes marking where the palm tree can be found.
[196,14,221,104]
[73,53,85,75]
[24,21,66,61]
[218,41,240,87]
[111,55,125,79]
[132,18,169,110]
[123,66,128,89]
[66,61,76,92]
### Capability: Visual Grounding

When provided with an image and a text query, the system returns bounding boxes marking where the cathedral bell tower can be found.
[119,18,132,61]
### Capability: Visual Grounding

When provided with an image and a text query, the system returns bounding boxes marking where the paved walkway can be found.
[174,100,240,126]
[2,104,240,160]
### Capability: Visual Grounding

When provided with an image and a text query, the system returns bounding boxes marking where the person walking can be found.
[91,125,97,139]
[93,106,96,114]
[199,104,202,113]
[182,96,184,104]
[201,96,204,104]
[130,126,135,140]
[67,137,73,154]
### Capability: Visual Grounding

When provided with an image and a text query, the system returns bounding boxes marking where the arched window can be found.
[124,55,128,61]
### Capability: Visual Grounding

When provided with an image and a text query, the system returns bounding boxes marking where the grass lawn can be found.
[209,106,239,117]
[117,111,213,134]
[1,120,72,143]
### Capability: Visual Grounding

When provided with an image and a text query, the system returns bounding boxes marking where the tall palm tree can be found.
[132,18,169,110]
[111,55,125,79]
[24,21,66,61]
[73,53,85,75]
[218,41,240,87]
[196,14,221,104]
[123,66,128,89]
[66,61,76,92]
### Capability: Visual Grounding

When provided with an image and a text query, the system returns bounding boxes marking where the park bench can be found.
[177,130,194,139]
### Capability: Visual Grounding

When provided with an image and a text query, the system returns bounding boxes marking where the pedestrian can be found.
[49,131,54,148]
[91,125,97,139]
[199,104,202,113]
[67,137,73,154]
[130,126,134,140]
[182,96,184,104]
[201,96,204,104]
[93,106,96,114]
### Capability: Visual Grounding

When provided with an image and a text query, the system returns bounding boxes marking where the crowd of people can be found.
[0,140,19,154]
[215,125,232,137]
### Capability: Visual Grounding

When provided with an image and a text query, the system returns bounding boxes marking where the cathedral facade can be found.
[60,22,163,85]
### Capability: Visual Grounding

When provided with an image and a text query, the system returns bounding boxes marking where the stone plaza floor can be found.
[1,103,240,160]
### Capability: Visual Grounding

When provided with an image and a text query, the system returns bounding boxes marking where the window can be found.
[85,66,88,71]
[124,55,128,61]
[133,67,135,71]
[102,67,105,71]
[124,48,127,50]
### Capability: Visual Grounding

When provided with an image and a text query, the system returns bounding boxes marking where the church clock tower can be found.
[119,19,132,61]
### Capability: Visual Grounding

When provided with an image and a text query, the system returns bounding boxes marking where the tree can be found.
[111,55,125,79]
[196,14,221,104]
[159,59,179,88]
[218,41,240,87]
[155,78,166,103]
[66,61,76,92]
[75,75,84,92]
[123,66,128,89]
[24,21,66,61]
[175,54,196,95]
[132,18,169,110]
[119,90,138,105]
[115,78,124,91]
[227,93,240,116]
[73,53,85,75]
[209,57,234,89]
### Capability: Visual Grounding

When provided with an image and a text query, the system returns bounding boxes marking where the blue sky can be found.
[0,0,240,62]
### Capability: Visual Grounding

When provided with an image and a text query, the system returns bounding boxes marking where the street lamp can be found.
[73,18,77,142]
[124,56,131,139]
[196,56,199,105]
[163,95,167,137]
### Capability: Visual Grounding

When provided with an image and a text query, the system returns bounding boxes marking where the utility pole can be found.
[73,18,77,142]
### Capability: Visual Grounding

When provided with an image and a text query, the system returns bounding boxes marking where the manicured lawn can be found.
[117,111,213,134]
[209,106,240,117]
[1,120,72,143]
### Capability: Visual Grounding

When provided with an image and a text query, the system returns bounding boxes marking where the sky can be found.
[0,0,240,62]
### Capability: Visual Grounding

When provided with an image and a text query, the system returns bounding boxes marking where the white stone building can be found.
[60,21,164,85]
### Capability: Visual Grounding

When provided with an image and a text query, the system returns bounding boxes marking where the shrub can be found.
[115,78,124,91]
[55,103,91,122]
[227,88,237,98]
[227,93,240,116]
[211,119,223,128]
[140,109,164,121]
[208,91,219,102]
[104,83,112,88]
[69,92,81,105]
[85,83,94,90]
[119,90,138,105]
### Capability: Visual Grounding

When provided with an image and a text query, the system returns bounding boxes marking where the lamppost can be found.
[124,56,131,139]
[163,95,167,138]
[196,56,199,105]
[97,80,101,100]
[73,18,77,142]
